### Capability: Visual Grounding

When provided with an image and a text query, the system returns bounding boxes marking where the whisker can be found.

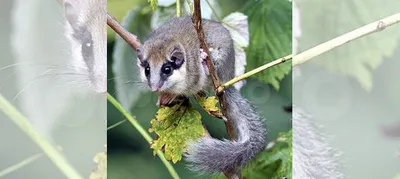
[11,70,90,102]
[0,62,79,72]
[123,80,145,85]
[12,69,54,102]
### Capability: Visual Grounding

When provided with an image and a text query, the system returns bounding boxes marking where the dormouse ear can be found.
[170,47,185,68]
[63,0,82,30]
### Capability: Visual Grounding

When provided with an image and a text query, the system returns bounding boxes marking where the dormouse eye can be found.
[145,66,150,77]
[162,65,172,76]
[141,61,150,77]
[81,41,93,58]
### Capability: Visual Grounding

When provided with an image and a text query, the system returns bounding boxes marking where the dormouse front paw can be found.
[199,48,214,61]
[199,48,208,61]
[199,48,214,76]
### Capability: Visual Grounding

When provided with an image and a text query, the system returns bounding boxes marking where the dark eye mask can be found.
[72,26,94,71]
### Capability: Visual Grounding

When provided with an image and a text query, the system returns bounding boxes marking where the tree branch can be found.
[192,1,221,90]
[107,13,142,51]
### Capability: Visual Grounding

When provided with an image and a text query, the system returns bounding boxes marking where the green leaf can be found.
[297,0,400,91]
[243,130,292,179]
[197,96,223,118]
[149,104,206,163]
[89,146,107,179]
[244,0,292,90]
[112,7,152,111]
[151,4,177,30]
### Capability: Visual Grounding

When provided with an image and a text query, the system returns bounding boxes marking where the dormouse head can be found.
[137,42,189,95]
[63,0,107,94]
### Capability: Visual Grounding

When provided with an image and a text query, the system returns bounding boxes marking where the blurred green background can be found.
[294,0,400,178]
[107,0,292,178]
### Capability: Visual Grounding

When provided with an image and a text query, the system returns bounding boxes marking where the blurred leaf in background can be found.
[107,0,292,178]
[244,0,292,91]
[297,0,400,91]
[294,0,400,178]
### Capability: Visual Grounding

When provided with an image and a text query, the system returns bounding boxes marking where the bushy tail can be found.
[184,88,267,174]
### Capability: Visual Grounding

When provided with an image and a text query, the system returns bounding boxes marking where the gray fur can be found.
[185,88,267,174]
[293,106,344,179]
[139,16,267,175]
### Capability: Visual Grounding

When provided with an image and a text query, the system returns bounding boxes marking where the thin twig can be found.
[0,153,43,177]
[0,94,83,179]
[176,0,181,17]
[219,12,400,91]
[217,55,293,93]
[107,13,141,51]
[107,93,180,179]
[293,13,400,66]
[107,119,127,130]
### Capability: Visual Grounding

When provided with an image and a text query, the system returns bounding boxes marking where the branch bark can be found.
[192,2,221,90]
[107,13,142,51]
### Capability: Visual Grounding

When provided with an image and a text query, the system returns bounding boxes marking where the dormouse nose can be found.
[149,77,164,92]
[150,86,159,92]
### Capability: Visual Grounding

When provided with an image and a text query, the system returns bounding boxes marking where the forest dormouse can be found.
[137,16,267,176]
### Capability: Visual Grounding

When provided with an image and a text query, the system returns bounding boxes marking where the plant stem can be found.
[217,54,293,93]
[293,13,400,66]
[0,94,83,179]
[176,0,181,17]
[107,119,127,130]
[218,12,400,91]
[107,93,180,179]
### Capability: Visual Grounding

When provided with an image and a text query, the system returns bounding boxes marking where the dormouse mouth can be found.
[149,80,165,92]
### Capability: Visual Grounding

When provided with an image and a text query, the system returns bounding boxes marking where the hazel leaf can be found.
[197,96,220,113]
[149,104,206,163]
